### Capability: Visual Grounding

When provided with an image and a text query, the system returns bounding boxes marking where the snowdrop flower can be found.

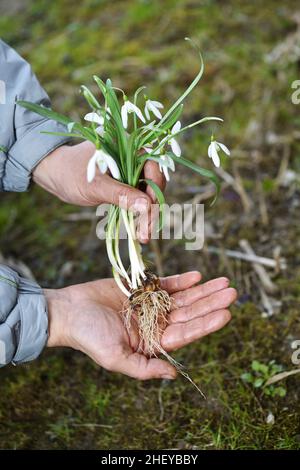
[143,145,153,154]
[157,154,175,182]
[121,97,145,129]
[84,112,105,136]
[87,149,121,182]
[144,97,164,120]
[162,121,181,157]
[208,138,230,168]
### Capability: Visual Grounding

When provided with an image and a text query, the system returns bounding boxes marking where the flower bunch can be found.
[18,40,229,297]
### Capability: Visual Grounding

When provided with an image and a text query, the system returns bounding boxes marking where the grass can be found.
[0,0,300,450]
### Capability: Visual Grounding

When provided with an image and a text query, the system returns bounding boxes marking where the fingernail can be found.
[132,198,148,214]
[161,374,175,380]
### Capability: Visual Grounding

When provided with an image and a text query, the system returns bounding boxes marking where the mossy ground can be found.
[0,0,300,449]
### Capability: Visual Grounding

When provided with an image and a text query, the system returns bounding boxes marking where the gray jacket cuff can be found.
[0,38,71,192]
[2,120,70,192]
[0,265,48,366]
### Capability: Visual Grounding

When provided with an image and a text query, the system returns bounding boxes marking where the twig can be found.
[276,144,291,186]
[239,240,278,294]
[259,286,275,317]
[158,386,165,422]
[207,246,286,270]
[215,166,252,213]
[256,178,269,226]
[70,423,114,428]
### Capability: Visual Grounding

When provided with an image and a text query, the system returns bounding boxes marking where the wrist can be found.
[45,288,72,348]
[33,145,71,199]
[33,141,96,204]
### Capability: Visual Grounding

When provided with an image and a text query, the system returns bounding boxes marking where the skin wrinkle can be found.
[172,277,230,308]
[170,286,237,323]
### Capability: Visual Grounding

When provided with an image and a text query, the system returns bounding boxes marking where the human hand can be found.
[46,272,236,380]
[33,141,165,243]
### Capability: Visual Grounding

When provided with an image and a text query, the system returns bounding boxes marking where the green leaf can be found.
[142,178,165,232]
[241,373,253,383]
[17,100,72,126]
[0,145,7,153]
[251,360,262,372]
[169,154,220,205]
[81,85,101,110]
[160,104,183,131]
[251,360,269,375]
[254,378,264,388]
[159,38,204,126]
[40,131,84,139]
[275,386,287,397]
[93,75,107,97]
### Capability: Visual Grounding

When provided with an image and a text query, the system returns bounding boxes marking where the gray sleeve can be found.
[0,39,71,192]
[0,264,48,367]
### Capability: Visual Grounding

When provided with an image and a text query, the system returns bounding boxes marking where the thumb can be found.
[91,174,152,243]
[114,351,177,380]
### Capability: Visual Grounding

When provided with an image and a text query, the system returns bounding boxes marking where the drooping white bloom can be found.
[143,145,153,154]
[87,149,121,182]
[157,154,175,182]
[121,99,145,129]
[144,99,164,120]
[208,139,230,168]
[162,121,182,157]
[84,112,105,136]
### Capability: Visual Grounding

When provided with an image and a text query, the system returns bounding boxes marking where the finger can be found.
[170,287,237,323]
[160,271,202,294]
[143,160,166,203]
[162,309,232,352]
[172,277,230,308]
[91,175,152,243]
[111,351,177,380]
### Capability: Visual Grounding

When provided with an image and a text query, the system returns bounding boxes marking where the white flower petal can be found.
[121,103,128,128]
[172,120,181,134]
[130,102,145,123]
[97,158,108,174]
[163,165,170,181]
[144,104,151,121]
[87,152,98,182]
[96,125,105,137]
[210,143,221,168]
[170,138,181,157]
[218,142,230,156]
[167,156,175,172]
[208,143,213,159]
[148,101,162,119]
[150,100,164,109]
[104,154,121,180]
[84,112,104,125]
[67,122,75,132]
